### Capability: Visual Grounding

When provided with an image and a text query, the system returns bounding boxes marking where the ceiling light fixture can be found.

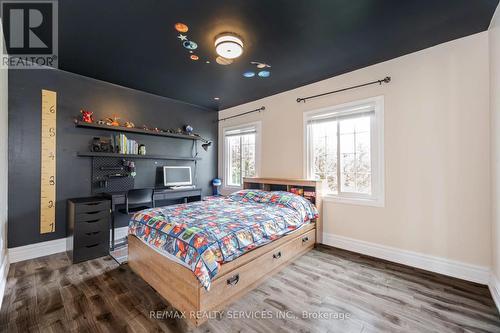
[215,33,243,59]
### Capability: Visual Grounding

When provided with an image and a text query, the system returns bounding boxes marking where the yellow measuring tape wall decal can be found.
[40,89,57,234]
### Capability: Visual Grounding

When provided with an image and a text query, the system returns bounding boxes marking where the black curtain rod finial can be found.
[381,76,391,84]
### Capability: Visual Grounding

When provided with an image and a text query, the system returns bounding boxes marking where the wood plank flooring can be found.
[0,245,499,332]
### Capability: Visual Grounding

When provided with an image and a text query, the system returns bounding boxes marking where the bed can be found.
[127,178,323,326]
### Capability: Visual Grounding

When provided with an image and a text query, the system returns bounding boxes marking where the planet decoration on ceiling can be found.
[174,22,205,62]
[258,70,271,78]
[174,23,189,33]
[243,71,255,78]
[243,62,272,78]
[251,61,271,69]
[183,40,198,50]
[216,56,233,65]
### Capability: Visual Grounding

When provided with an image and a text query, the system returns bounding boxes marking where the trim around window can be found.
[303,96,385,207]
[221,121,262,189]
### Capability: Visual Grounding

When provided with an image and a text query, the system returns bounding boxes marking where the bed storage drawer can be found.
[200,228,315,311]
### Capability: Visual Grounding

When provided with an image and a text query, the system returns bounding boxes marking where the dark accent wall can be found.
[8,68,217,248]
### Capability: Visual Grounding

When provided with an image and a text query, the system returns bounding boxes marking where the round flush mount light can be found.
[215,33,243,59]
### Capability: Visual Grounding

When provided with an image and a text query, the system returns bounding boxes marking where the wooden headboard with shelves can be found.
[243,177,324,244]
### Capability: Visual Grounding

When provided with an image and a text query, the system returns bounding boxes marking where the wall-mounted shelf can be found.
[77,152,201,161]
[75,121,202,141]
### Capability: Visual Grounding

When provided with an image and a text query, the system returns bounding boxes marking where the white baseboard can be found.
[8,226,130,263]
[323,233,490,285]
[8,238,67,263]
[0,255,9,310]
[489,274,500,312]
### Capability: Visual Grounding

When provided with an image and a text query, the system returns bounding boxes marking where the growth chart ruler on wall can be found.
[40,89,57,234]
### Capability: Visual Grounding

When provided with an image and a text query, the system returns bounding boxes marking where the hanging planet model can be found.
[216,56,233,65]
[183,40,198,50]
[174,22,189,33]
[258,70,271,77]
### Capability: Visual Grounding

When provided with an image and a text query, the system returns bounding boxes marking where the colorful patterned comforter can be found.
[128,190,318,290]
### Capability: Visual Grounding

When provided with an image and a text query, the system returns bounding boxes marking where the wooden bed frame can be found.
[128,178,323,326]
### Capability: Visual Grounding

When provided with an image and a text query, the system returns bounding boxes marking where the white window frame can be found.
[221,121,262,190]
[304,96,385,207]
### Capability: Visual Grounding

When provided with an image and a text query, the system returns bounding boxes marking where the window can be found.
[305,96,384,206]
[223,122,261,187]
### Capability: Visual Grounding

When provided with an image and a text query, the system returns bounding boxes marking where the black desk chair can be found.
[119,188,155,214]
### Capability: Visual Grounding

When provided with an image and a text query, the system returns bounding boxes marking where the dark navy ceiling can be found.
[57,0,499,110]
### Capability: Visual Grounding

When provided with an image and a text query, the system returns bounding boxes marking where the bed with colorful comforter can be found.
[128,190,318,290]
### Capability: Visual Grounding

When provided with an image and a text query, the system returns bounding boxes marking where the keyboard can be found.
[170,185,196,190]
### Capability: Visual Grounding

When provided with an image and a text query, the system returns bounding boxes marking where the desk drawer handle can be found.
[302,236,310,243]
[85,231,100,236]
[86,243,100,248]
[85,219,100,223]
[273,251,282,259]
[227,274,240,286]
[85,211,101,215]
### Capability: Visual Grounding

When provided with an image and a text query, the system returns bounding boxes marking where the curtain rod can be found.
[296,76,391,103]
[218,106,265,122]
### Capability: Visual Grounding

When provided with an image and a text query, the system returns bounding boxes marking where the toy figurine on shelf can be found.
[184,125,194,134]
[124,121,135,128]
[97,119,106,125]
[105,116,120,126]
[139,144,146,155]
[80,110,94,123]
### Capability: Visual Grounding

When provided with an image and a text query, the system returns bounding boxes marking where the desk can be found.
[103,187,202,249]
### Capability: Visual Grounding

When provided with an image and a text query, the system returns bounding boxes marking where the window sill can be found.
[322,195,384,208]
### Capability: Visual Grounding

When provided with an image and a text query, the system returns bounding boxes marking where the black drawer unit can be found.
[67,197,111,263]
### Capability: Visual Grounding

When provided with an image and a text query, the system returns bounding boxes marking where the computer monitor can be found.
[163,166,192,187]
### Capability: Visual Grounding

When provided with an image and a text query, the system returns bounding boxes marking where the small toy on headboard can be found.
[80,110,94,123]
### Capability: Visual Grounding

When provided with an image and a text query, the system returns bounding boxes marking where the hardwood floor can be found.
[1,246,499,332]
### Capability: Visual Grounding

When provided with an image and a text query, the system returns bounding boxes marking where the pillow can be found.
[261,191,319,221]
[228,189,268,203]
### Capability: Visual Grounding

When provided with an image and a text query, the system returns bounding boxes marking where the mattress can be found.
[128,190,318,289]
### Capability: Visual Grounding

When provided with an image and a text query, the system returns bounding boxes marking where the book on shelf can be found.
[114,133,139,154]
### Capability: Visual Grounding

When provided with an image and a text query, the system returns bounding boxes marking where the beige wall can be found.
[0,19,9,305]
[219,32,491,267]
[491,6,500,279]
